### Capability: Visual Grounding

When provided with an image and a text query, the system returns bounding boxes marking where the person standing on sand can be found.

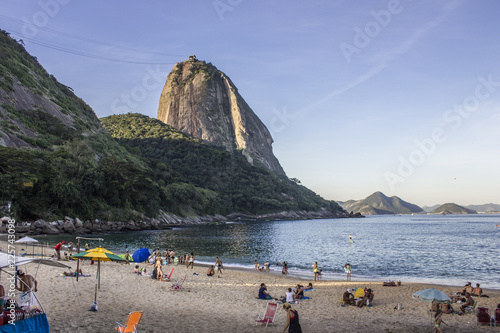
[55,240,64,260]
[67,241,74,256]
[215,257,223,276]
[344,263,352,281]
[254,260,259,270]
[155,257,163,280]
[282,262,288,276]
[282,302,302,333]
[313,262,319,282]
[124,251,131,264]
[187,252,194,269]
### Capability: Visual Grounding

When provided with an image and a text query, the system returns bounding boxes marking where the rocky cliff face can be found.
[157,56,285,175]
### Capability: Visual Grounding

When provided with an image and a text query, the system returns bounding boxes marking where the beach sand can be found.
[2,241,499,332]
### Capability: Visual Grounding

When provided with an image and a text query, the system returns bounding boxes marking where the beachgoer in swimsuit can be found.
[282,262,288,276]
[460,293,474,311]
[294,284,304,299]
[155,257,163,280]
[62,268,83,276]
[433,309,447,333]
[216,257,223,276]
[344,263,352,281]
[187,252,194,269]
[207,265,215,277]
[471,283,488,297]
[282,302,302,333]
[313,262,319,282]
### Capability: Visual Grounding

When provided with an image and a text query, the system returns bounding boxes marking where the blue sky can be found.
[1,0,499,207]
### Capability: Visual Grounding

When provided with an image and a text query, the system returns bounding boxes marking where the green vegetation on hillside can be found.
[101,113,343,216]
[0,30,343,221]
[0,30,99,132]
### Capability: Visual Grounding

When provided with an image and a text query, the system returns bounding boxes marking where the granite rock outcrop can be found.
[157,56,285,175]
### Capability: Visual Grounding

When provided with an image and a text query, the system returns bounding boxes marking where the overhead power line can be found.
[8,31,180,65]
[0,14,185,59]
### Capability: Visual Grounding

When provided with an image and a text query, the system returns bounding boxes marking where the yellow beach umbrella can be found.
[72,247,125,291]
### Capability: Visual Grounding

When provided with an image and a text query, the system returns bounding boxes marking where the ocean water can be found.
[36,214,500,289]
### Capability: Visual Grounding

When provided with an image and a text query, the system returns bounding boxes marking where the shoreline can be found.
[1,210,362,236]
[1,240,499,332]
[4,233,499,291]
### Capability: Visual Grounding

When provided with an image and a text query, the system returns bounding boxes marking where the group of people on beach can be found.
[128,248,197,280]
[342,287,374,307]
[206,257,223,277]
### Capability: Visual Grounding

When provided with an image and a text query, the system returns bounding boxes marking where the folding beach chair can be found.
[162,267,174,281]
[493,308,500,326]
[255,302,277,327]
[171,275,186,291]
[476,307,491,326]
[115,311,143,333]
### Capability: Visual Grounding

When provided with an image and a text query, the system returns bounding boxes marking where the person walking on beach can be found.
[344,263,352,281]
[313,261,319,282]
[281,302,302,333]
[433,308,448,333]
[215,257,223,276]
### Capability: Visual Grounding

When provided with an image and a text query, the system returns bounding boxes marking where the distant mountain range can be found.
[422,203,500,213]
[340,192,500,215]
[430,203,477,215]
[340,191,424,215]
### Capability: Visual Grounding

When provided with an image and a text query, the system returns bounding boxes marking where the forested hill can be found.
[100,113,345,217]
[0,30,344,223]
[0,29,157,220]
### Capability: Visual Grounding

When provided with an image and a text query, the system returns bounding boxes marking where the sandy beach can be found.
[1,240,499,333]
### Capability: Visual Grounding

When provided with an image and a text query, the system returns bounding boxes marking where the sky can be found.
[1,0,500,207]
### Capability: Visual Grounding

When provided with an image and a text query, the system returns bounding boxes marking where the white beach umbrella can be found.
[14,236,39,256]
[14,236,38,244]
[412,288,451,303]
[412,288,451,332]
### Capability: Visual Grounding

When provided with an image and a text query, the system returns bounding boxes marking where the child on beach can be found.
[433,309,448,333]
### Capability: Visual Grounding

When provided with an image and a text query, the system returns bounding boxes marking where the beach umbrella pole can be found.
[76,239,80,282]
[98,260,100,289]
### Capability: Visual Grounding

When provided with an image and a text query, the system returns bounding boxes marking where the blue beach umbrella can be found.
[132,248,150,263]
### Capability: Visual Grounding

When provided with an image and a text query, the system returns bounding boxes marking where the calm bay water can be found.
[37,214,500,289]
